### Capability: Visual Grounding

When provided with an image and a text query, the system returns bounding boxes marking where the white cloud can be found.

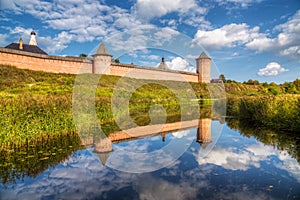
[172,130,190,138]
[196,146,261,171]
[10,26,32,35]
[215,0,264,8]
[0,0,19,10]
[133,0,210,29]
[186,54,197,59]
[136,174,197,200]
[39,31,75,54]
[194,142,300,182]
[162,57,195,72]
[2,0,144,53]
[192,10,300,61]
[245,37,275,51]
[153,27,180,46]
[257,62,288,76]
[246,10,300,59]
[193,23,263,50]
[147,55,160,61]
[133,0,196,20]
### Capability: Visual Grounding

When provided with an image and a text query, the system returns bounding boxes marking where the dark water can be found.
[0,119,300,200]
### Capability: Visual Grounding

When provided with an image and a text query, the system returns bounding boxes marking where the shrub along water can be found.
[227,95,300,132]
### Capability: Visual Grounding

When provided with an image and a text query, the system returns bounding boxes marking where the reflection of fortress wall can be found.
[82,119,213,147]
[84,119,212,166]
[108,120,200,142]
[197,118,211,144]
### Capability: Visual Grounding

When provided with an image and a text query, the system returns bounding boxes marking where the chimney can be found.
[19,37,23,50]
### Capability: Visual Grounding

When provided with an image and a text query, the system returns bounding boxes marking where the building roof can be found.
[94,42,111,56]
[197,52,210,59]
[5,43,48,55]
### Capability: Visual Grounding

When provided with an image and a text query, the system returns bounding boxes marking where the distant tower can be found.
[196,52,211,83]
[29,30,38,46]
[158,57,169,70]
[196,118,211,148]
[92,42,112,74]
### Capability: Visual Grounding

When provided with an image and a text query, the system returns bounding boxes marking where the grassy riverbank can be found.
[227,95,300,132]
[1,64,299,149]
[0,65,209,149]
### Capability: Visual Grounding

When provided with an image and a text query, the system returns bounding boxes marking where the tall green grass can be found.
[227,95,300,132]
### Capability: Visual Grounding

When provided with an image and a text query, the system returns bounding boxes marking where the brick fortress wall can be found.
[0,48,92,74]
[110,63,198,82]
[0,47,200,83]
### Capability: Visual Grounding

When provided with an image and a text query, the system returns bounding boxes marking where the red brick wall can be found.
[0,49,92,74]
[110,64,198,83]
[0,48,199,82]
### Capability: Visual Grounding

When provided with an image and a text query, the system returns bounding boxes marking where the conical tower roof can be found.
[197,52,210,59]
[94,42,111,56]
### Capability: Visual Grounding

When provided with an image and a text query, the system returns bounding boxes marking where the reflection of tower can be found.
[161,132,167,142]
[197,119,211,148]
[94,137,112,166]
[196,52,211,83]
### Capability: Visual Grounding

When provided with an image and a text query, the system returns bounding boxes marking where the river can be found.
[0,118,299,199]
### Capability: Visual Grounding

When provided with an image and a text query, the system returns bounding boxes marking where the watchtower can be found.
[196,52,211,83]
[92,42,112,74]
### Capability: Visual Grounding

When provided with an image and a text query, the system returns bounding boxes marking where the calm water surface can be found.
[1,119,299,200]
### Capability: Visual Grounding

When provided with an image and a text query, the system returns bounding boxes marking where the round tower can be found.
[92,42,112,74]
[196,52,211,83]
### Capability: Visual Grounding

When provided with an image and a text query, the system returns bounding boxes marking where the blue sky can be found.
[0,0,299,83]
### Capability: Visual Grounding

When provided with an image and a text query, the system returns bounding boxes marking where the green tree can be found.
[293,78,300,90]
[79,53,87,57]
[112,58,120,63]
[246,79,254,85]
[219,74,226,83]
[253,80,260,85]
[115,58,120,63]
